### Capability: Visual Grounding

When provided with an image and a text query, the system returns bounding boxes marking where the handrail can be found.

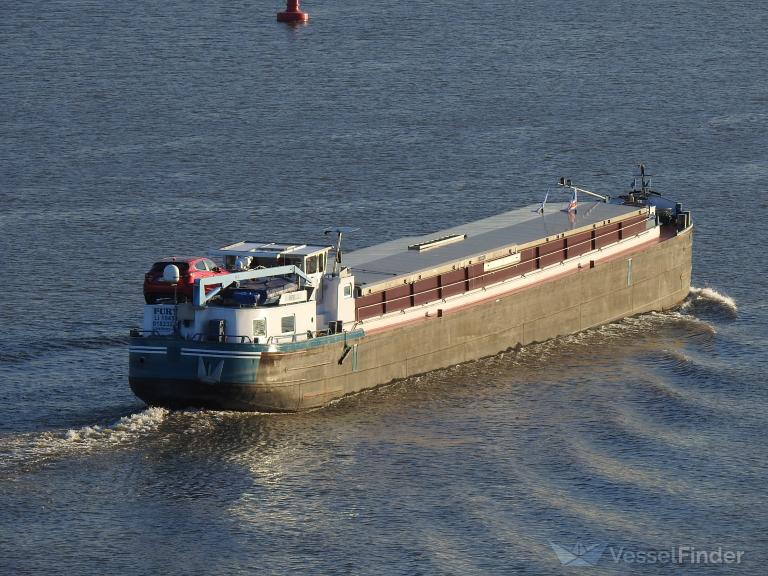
[558,182,611,203]
[130,329,174,337]
[356,215,653,312]
[264,328,356,345]
[131,329,254,344]
[190,333,253,343]
[193,264,313,307]
[267,334,299,344]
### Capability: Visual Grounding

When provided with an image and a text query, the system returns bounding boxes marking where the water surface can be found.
[1,1,766,574]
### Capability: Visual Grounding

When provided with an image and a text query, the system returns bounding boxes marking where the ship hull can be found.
[129,226,692,412]
[129,378,296,412]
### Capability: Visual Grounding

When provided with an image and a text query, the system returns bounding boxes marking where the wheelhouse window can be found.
[281,315,295,334]
[285,257,303,272]
[252,257,278,268]
[253,318,267,337]
[306,255,318,274]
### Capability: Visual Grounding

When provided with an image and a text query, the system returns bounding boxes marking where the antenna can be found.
[631,163,654,196]
[323,226,359,275]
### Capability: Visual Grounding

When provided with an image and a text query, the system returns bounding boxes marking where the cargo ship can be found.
[129,167,693,411]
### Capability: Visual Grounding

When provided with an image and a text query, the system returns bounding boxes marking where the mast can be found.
[631,163,655,197]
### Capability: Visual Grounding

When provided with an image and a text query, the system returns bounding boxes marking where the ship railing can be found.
[268,326,341,343]
[190,333,254,344]
[266,333,304,344]
[356,213,655,315]
[129,329,178,338]
[130,328,255,344]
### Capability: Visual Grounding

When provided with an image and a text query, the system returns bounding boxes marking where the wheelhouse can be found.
[212,241,329,276]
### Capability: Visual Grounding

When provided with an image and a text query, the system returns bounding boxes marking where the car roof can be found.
[155,256,212,263]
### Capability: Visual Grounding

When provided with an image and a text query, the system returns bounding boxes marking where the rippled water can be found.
[1,0,767,574]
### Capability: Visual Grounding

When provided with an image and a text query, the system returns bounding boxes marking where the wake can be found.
[0,407,169,478]
[681,286,738,317]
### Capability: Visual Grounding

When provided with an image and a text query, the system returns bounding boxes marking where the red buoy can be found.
[277,0,309,23]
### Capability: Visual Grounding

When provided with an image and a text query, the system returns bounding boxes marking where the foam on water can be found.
[0,407,168,478]
[62,406,168,443]
[682,286,738,316]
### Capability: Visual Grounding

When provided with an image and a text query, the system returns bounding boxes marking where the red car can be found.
[143,257,229,304]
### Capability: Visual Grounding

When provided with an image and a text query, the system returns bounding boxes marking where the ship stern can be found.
[128,337,302,412]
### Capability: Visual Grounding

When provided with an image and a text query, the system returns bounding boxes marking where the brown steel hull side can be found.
[219,227,694,411]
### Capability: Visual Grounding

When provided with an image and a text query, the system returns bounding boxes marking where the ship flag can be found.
[567,187,578,212]
[537,189,549,214]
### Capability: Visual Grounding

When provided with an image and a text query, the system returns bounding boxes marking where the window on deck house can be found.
[281,315,295,334]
